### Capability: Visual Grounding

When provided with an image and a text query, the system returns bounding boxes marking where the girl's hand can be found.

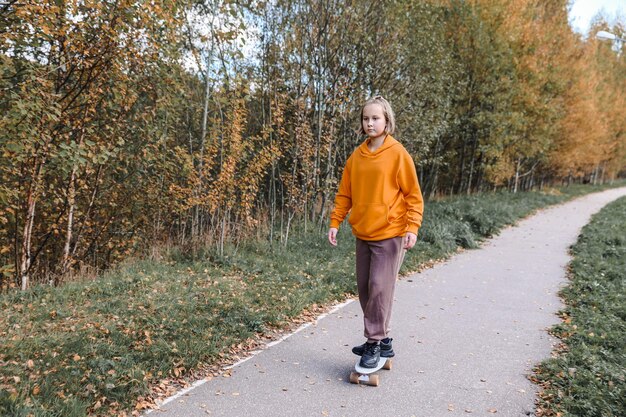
[404,232,417,250]
[328,228,338,246]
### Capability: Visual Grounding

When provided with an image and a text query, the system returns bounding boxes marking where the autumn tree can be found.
[0,0,184,289]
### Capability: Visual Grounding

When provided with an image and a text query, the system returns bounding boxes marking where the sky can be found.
[568,0,626,35]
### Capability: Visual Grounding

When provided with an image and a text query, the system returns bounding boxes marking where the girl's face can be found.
[362,104,387,140]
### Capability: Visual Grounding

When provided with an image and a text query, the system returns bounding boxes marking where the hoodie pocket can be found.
[348,203,390,236]
[387,194,407,224]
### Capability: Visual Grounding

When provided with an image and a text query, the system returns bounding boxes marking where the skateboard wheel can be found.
[367,374,380,386]
[349,372,360,384]
[383,359,392,370]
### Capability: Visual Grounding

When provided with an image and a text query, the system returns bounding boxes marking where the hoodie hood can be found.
[358,135,401,158]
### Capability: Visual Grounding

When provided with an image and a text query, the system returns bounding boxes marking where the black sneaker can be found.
[352,338,395,357]
[359,342,381,368]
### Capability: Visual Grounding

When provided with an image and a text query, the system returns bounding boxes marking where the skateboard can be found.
[349,356,392,386]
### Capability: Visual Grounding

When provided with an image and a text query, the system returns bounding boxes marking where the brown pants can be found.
[355,236,406,343]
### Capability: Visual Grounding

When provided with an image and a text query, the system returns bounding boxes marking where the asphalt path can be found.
[148,187,626,417]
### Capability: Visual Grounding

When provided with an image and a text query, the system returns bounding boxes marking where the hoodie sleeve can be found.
[329,157,352,229]
[398,150,424,234]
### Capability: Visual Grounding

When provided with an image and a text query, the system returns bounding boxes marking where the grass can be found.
[533,196,626,417]
[0,181,624,416]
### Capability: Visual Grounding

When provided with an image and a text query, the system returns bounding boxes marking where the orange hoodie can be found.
[330,135,424,241]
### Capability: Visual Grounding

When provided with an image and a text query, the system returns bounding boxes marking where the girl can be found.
[328,96,424,368]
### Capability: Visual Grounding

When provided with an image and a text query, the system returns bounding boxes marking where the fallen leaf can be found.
[144,330,153,345]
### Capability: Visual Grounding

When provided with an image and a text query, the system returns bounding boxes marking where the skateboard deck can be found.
[349,357,392,386]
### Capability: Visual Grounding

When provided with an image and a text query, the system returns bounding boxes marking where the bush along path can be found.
[0,183,624,417]
[533,196,626,417]
[146,186,626,417]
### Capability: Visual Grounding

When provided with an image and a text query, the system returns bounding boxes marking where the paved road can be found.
[148,187,626,417]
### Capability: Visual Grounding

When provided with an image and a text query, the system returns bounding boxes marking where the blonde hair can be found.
[359,95,396,136]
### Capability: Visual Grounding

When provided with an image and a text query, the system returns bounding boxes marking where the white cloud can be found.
[568,0,626,34]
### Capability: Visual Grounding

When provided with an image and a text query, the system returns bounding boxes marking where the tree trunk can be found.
[219,209,227,257]
[600,162,606,184]
[312,82,324,224]
[194,64,212,240]
[456,135,468,194]
[20,196,36,291]
[284,210,296,247]
[429,164,439,199]
[60,166,77,281]
[318,125,334,227]
[513,157,521,194]
[60,117,90,280]
[20,162,43,290]
[466,142,476,195]
[70,165,102,257]
[269,90,276,244]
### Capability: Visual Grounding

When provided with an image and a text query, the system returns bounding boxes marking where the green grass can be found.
[0,182,624,416]
[533,196,626,417]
